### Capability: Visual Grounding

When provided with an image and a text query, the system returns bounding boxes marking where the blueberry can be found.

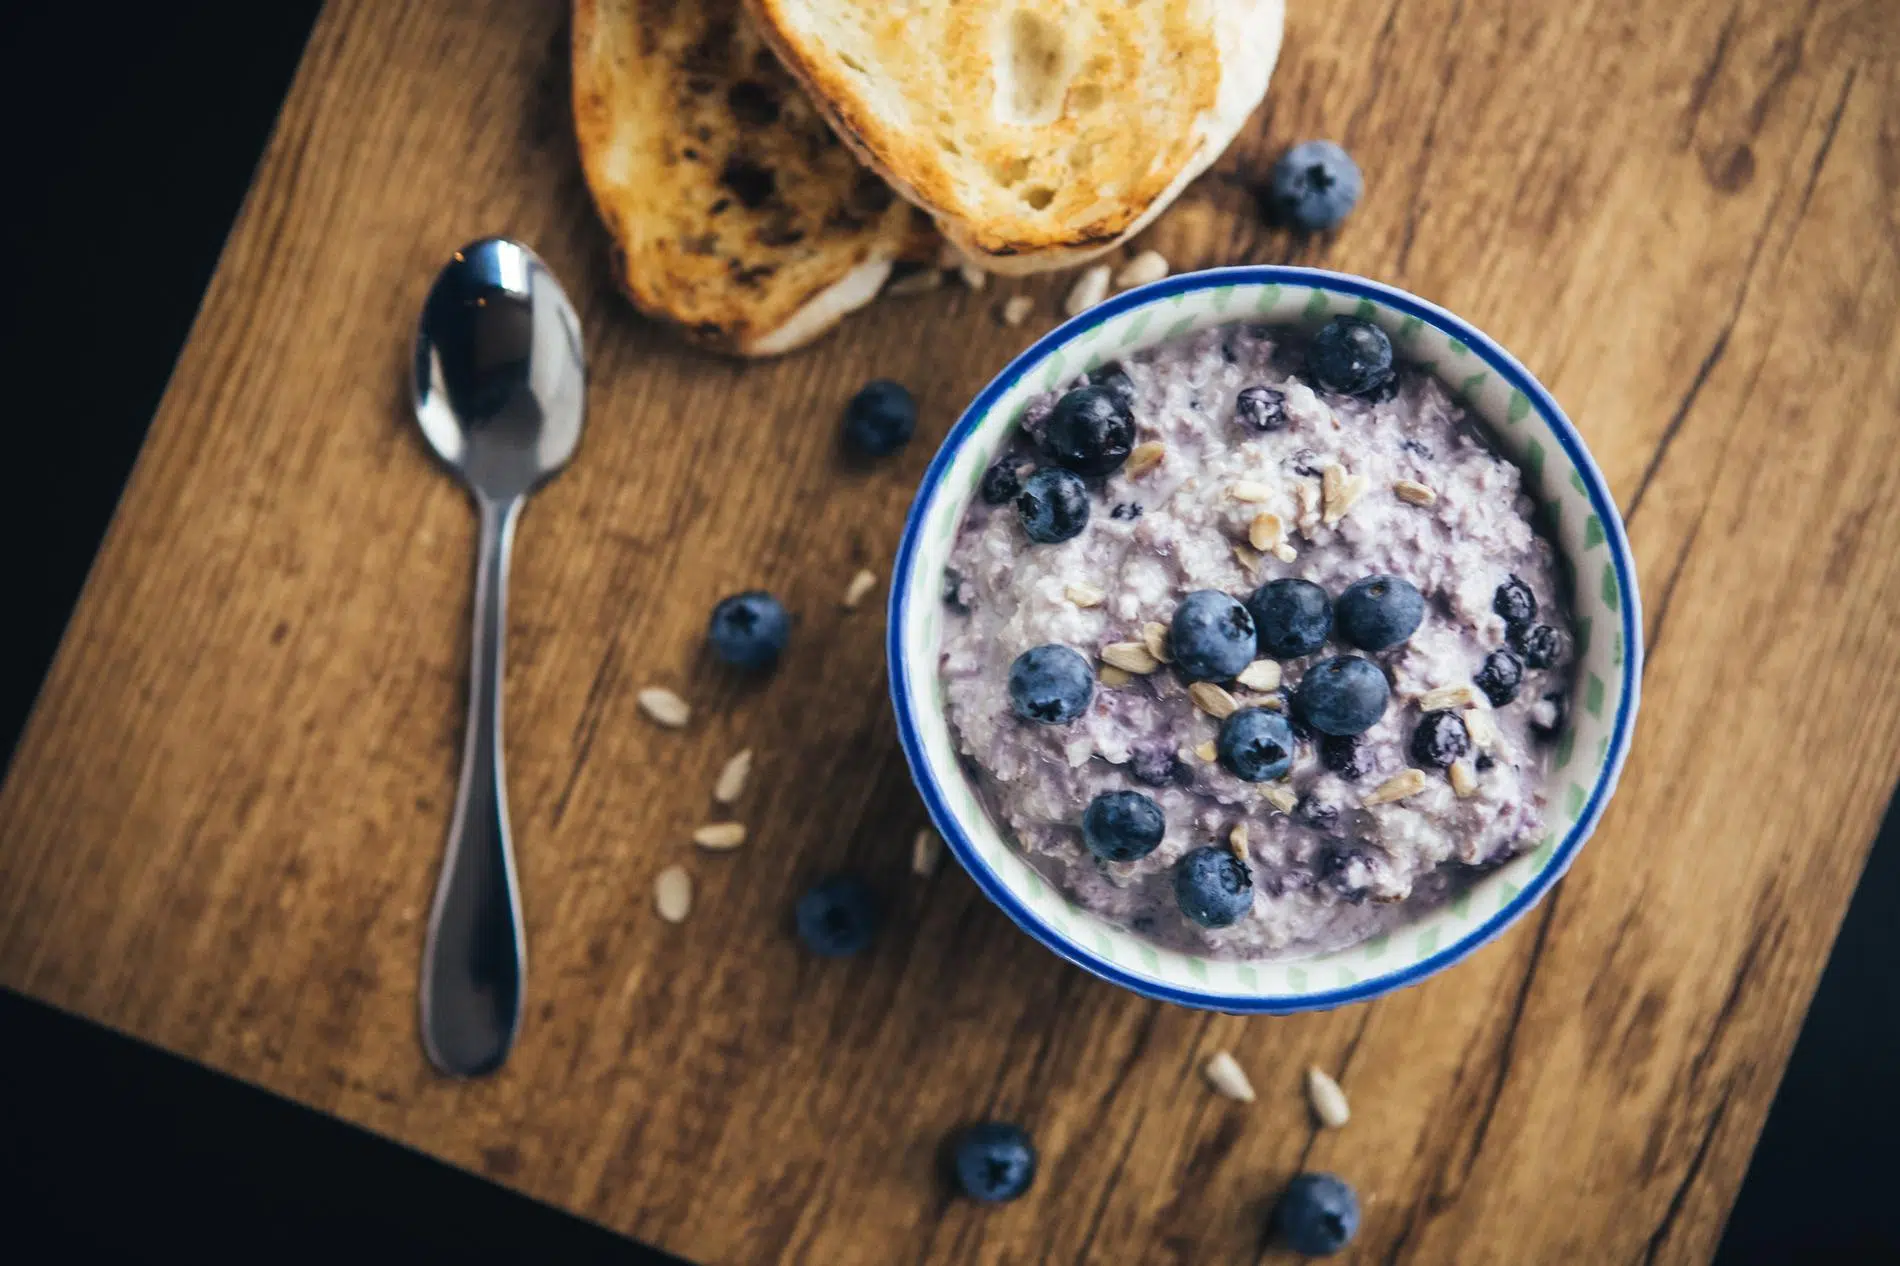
[1110,501,1144,521]
[1306,316,1394,397]
[1082,790,1166,862]
[1007,645,1093,724]
[980,459,1024,505]
[1129,742,1186,787]
[1274,1173,1360,1256]
[1041,385,1135,476]
[1529,691,1567,739]
[1294,656,1390,736]
[1318,732,1366,778]
[1217,708,1295,782]
[1174,846,1254,928]
[1016,468,1090,543]
[1474,647,1524,706]
[1234,385,1287,433]
[1319,842,1377,902]
[1334,574,1425,651]
[841,379,916,456]
[1170,590,1257,681]
[951,1122,1036,1203]
[794,875,878,957]
[1295,798,1342,833]
[1509,622,1563,669]
[1493,575,1537,625]
[1411,710,1471,768]
[1264,140,1363,232]
[1086,362,1138,411]
[707,591,791,669]
[1247,578,1333,659]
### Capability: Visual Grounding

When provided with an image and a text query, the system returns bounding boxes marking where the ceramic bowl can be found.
[886,266,1641,1012]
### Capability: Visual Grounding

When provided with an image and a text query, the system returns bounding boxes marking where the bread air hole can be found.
[995,10,1071,126]
[1022,184,1056,210]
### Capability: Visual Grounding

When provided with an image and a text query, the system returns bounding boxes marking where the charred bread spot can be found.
[726,79,781,126]
[720,156,777,208]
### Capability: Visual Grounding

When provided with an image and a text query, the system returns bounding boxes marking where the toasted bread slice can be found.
[572,0,935,356]
[747,0,1284,275]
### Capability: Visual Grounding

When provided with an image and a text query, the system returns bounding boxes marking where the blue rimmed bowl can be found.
[886,266,1641,1013]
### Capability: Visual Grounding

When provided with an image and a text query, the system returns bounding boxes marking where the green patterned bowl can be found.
[886,267,1641,1012]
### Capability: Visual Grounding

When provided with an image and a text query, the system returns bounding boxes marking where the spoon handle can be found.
[419,493,527,1077]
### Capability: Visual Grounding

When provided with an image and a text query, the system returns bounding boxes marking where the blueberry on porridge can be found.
[938,320,1574,959]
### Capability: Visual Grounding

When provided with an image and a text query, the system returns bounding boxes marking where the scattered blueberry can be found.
[1295,797,1342,833]
[1085,362,1138,411]
[1306,316,1394,397]
[980,459,1025,505]
[1274,1173,1361,1256]
[841,379,917,456]
[1110,502,1144,521]
[1007,645,1094,724]
[951,1122,1037,1203]
[1041,385,1135,476]
[1016,468,1090,544]
[1082,791,1166,862]
[1174,846,1254,928]
[1294,655,1391,736]
[794,875,879,957]
[1217,708,1295,782]
[1410,710,1471,768]
[1529,691,1567,739]
[1234,385,1288,433]
[1170,590,1258,681]
[1319,843,1377,903]
[1129,741,1187,787]
[707,591,791,669]
[1474,647,1524,706]
[1264,140,1363,232]
[1334,574,1425,651]
[1318,732,1367,779]
[1247,578,1332,659]
[1509,621,1563,669]
[1493,575,1537,625]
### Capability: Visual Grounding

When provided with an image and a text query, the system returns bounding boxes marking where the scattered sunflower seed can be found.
[1115,249,1170,290]
[1142,621,1174,664]
[1262,785,1298,814]
[1273,541,1299,564]
[1393,478,1438,505]
[1204,1050,1257,1103]
[842,568,879,610]
[1102,642,1161,674]
[959,261,987,291]
[1364,768,1429,805]
[638,687,691,729]
[713,748,753,804]
[1418,683,1486,712]
[1449,759,1479,798]
[1227,480,1275,503]
[1232,542,1265,573]
[1228,821,1250,862]
[1194,739,1219,763]
[1065,581,1107,608]
[1465,709,1499,748]
[1236,659,1282,691]
[693,822,746,851]
[1001,294,1035,326]
[1099,664,1134,688]
[911,827,943,877]
[654,865,693,922]
[1065,264,1113,316]
[1189,681,1240,719]
[1306,1065,1351,1128]
[1248,511,1286,552]
[1125,440,1166,478]
[1295,479,1322,533]
[1321,464,1367,526]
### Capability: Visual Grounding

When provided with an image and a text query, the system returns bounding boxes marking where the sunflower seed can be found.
[1125,440,1166,478]
[1306,1066,1351,1127]
[654,866,693,922]
[1263,785,1298,814]
[638,687,691,729]
[1449,759,1479,798]
[1418,683,1486,711]
[1393,478,1438,505]
[1195,739,1219,763]
[1099,664,1133,688]
[1001,294,1035,326]
[1273,541,1299,564]
[1248,511,1286,552]
[1102,642,1161,674]
[713,748,753,804]
[1204,1050,1256,1103]
[1232,542,1265,573]
[692,822,746,850]
[1295,479,1321,533]
[959,261,987,291]
[912,827,943,877]
[842,568,879,610]
[1364,768,1429,805]
[1465,709,1499,748]
[1142,622,1173,664]
[1236,659,1282,691]
[1227,480,1274,503]
[1065,264,1112,316]
[1321,465,1366,526]
[1066,581,1106,607]
[1228,821,1250,861]
[1115,249,1170,290]
[1190,681,1239,719]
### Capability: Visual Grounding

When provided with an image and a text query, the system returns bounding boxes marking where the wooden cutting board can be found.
[4,1,1897,1261]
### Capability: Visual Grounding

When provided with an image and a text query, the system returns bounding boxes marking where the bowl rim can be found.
[886,264,1642,1013]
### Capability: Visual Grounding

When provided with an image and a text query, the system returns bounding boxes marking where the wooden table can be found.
[4,1,1896,1261]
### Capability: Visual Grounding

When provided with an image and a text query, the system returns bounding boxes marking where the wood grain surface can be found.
[4,1,1898,1262]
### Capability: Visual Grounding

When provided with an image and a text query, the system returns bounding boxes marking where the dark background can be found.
[0,5,1894,1261]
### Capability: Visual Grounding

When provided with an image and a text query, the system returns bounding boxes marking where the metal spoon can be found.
[411,238,585,1076]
